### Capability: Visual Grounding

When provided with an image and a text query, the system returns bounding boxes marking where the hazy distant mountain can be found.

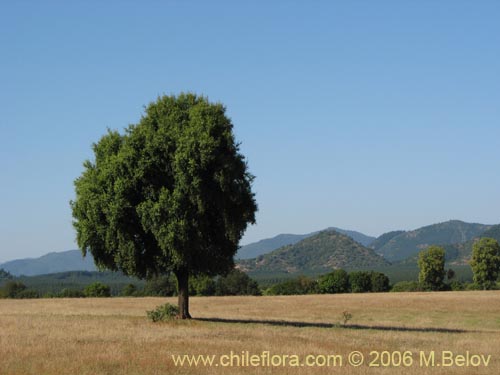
[238,229,389,274]
[376,220,492,262]
[0,250,96,276]
[370,230,405,251]
[237,227,375,259]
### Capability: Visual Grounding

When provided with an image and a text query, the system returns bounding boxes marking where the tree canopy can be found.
[71,93,257,318]
[418,245,446,291]
[470,237,500,290]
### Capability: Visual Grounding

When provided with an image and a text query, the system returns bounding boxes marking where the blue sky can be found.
[1,1,500,263]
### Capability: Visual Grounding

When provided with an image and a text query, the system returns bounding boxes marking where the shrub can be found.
[391,281,422,292]
[147,303,179,322]
[0,281,27,298]
[190,275,216,296]
[215,269,261,296]
[83,282,111,297]
[16,289,40,299]
[318,269,349,294]
[58,288,85,298]
[349,271,372,293]
[370,272,390,292]
[449,280,465,291]
[121,284,137,297]
[265,276,317,295]
[143,275,177,297]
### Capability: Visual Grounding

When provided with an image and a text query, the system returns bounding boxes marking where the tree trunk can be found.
[175,268,191,319]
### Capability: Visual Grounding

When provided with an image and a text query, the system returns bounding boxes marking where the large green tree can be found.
[418,245,446,291]
[71,93,257,318]
[470,238,500,290]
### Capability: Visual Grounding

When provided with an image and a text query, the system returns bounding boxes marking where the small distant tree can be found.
[143,275,177,297]
[446,268,456,281]
[0,281,27,298]
[418,246,446,291]
[215,269,261,296]
[84,282,111,297]
[349,271,372,293]
[265,276,317,295]
[470,238,500,290]
[190,275,216,296]
[370,272,390,292]
[121,284,137,297]
[318,269,349,294]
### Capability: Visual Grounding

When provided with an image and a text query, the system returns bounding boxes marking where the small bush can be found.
[121,284,137,297]
[0,281,27,298]
[341,311,353,326]
[391,281,423,292]
[16,289,40,299]
[58,288,85,298]
[449,280,465,291]
[318,269,349,294]
[349,271,372,293]
[84,282,111,297]
[147,303,179,322]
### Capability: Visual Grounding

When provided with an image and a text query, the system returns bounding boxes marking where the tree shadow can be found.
[194,317,470,334]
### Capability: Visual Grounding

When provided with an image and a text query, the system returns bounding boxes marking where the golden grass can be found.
[1,291,499,374]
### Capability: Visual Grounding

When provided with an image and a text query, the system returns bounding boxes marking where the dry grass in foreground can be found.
[0,291,499,374]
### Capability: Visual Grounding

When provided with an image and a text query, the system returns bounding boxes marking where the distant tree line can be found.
[0,269,260,299]
[1,237,499,299]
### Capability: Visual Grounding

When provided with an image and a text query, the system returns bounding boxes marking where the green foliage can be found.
[264,276,317,295]
[189,275,216,296]
[143,275,177,296]
[449,280,465,291]
[0,268,14,282]
[370,271,390,292]
[71,93,257,278]
[121,284,137,296]
[470,238,500,290]
[390,281,423,292]
[15,289,40,299]
[58,288,85,298]
[418,246,446,291]
[318,269,349,294]
[349,271,372,293]
[215,269,261,296]
[147,303,179,322]
[0,281,27,298]
[83,282,111,297]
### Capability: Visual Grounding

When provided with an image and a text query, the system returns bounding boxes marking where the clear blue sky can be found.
[1,1,500,263]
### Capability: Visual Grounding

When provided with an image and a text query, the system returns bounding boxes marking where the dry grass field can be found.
[1,291,499,374]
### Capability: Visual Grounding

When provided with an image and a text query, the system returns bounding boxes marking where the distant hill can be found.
[370,230,405,251]
[237,227,375,259]
[0,250,97,276]
[238,229,389,274]
[376,220,491,262]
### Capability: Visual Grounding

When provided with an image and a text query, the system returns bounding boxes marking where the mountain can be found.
[377,220,492,262]
[370,230,405,251]
[237,229,389,274]
[237,227,375,259]
[0,250,97,276]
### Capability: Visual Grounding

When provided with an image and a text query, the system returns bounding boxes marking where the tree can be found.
[84,282,111,297]
[418,246,445,291]
[71,93,257,318]
[318,269,349,294]
[215,269,261,296]
[349,271,372,293]
[470,238,500,290]
[370,272,390,292]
